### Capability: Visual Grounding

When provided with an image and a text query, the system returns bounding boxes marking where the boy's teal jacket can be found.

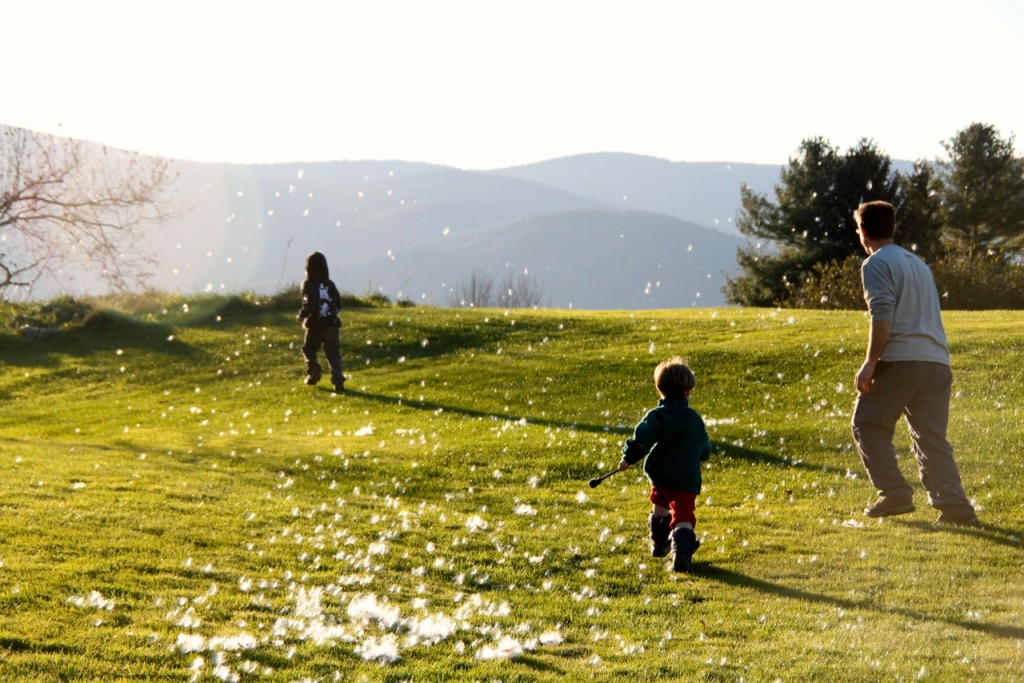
[622,396,711,493]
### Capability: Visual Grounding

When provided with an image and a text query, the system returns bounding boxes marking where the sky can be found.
[7,0,1024,169]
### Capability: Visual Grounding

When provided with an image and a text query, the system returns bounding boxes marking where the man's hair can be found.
[855,200,897,239]
[654,357,696,398]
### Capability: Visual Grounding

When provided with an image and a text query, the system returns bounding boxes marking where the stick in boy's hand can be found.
[588,469,619,488]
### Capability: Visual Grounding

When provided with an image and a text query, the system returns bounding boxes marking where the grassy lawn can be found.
[1,296,1022,681]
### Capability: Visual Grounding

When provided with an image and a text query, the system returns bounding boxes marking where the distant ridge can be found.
[493,152,781,234]
[11,128,779,307]
[341,208,744,309]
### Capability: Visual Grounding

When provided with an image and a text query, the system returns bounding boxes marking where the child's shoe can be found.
[649,514,671,558]
[671,526,700,573]
[304,375,321,386]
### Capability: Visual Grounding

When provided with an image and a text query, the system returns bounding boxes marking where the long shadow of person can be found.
[700,564,1024,640]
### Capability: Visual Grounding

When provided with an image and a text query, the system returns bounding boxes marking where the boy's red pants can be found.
[649,487,698,528]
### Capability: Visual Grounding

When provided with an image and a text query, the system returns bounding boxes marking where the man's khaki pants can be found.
[851,361,973,513]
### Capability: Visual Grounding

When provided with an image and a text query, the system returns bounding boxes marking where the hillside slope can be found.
[0,301,1021,681]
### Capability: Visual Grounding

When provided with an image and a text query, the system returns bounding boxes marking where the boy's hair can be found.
[654,357,696,398]
[855,201,897,240]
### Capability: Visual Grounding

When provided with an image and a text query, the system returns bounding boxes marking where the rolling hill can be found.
[340,208,743,308]
[493,152,781,232]
[15,132,775,307]
[144,155,760,308]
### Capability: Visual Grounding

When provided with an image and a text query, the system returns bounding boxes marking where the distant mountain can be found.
[20,137,779,307]
[155,160,617,296]
[340,209,744,309]
[493,152,781,234]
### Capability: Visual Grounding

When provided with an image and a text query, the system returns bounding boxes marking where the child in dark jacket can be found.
[618,357,711,572]
[296,251,345,392]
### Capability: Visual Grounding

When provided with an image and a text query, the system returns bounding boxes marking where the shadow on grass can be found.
[340,388,804,473]
[342,388,629,436]
[1,310,204,367]
[0,435,127,454]
[713,441,824,472]
[346,388,807,456]
[901,519,1024,551]
[702,564,1024,640]
[517,655,565,676]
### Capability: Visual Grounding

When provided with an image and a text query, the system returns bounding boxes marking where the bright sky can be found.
[7,0,1024,169]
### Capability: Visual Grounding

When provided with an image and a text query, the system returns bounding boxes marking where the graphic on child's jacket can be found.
[318,283,335,320]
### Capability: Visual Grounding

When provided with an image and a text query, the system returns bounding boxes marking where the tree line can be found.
[725,123,1024,309]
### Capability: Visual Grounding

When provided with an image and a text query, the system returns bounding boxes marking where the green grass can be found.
[1,298,1022,681]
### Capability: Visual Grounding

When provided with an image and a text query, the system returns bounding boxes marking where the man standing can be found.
[851,201,979,526]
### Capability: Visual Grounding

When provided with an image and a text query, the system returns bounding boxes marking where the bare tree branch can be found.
[447,268,546,308]
[448,268,495,308]
[0,124,181,298]
[497,269,546,308]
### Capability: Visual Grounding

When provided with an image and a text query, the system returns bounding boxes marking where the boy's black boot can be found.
[671,526,700,573]
[649,514,671,558]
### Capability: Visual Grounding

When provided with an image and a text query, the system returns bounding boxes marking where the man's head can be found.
[854,201,897,240]
[654,357,696,399]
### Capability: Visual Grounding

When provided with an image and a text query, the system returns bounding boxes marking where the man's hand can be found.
[856,360,877,394]
[617,460,630,472]
[858,320,891,394]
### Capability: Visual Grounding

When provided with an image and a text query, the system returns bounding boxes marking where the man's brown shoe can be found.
[864,497,915,518]
[936,509,980,527]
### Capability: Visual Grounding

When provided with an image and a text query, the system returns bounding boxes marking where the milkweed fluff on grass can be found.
[355,634,401,663]
[476,635,524,660]
[66,591,115,611]
[513,503,538,515]
[175,558,562,667]
[465,514,489,532]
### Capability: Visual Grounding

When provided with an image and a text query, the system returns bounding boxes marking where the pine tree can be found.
[894,161,945,261]
[724,137,899,306]
[936,123,1024,256]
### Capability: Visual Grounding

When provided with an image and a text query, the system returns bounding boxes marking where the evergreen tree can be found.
[724,137,899,306]
[936,123,1024,256]
[829,139,901,260]
[894,161,945,261]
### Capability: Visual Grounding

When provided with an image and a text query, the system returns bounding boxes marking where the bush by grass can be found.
[784,250,1024,310]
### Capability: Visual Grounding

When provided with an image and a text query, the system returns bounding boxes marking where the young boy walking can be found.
[618,357,712,572]
[296,251,345,392]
